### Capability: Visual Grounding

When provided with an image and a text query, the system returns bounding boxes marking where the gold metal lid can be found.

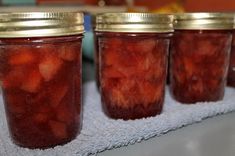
[95,13,174,33]
[0,12,84,38]
[174,13,234,30]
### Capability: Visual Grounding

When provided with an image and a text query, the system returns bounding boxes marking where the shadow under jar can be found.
[96,13,173,120]
[170,13,233,104]
[0,12,84,149]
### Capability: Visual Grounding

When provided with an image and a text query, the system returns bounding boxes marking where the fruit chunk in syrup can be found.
[101,36,168,119]
[170,30,231,103]
[1,42,81,148]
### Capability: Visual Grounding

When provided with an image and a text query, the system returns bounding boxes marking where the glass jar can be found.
[0,12,84,149]
[228,30,235,87]
[170,13,233,103]
[91,14,100,89]
[96,13,173,120]
[94,34,100,89]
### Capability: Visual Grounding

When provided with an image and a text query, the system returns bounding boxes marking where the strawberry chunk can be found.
[191,79,204,94]
[110,38,122,47]
[33,113,48,123]
[196,40,217,56]
[39,55,63,81]
[5,93,26,114]
[103,67,125,78]
[118,66,138,77]
[111,88,128,108]
[183,57,195,78]
[49,120,67,139]
[9,48,36,65]
[50,84,68,108]
[139,81,162,104]
[172,58,186,83]
[56,102,74,125]
[103,49,120,66]
[37,104,51,113]
[135,39,156,54]
[58,44,79,61]
[3,66,25,88]
[102,38,122,66]
[137,56,151,72]
[110,79,138,108]
[21,69,42,93]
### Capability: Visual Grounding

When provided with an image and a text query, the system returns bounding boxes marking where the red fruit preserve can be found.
[96,13,173,120]
[0,12,84,149]
[227,31,235,87]
[170,13,233,103]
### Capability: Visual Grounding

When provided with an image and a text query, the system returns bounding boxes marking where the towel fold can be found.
[0,82,235,156]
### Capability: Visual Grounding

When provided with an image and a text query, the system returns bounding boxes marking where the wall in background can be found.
[185,0,235,12]
[2,0,35,5]
[1,0,235,12]
[134,0,235,12]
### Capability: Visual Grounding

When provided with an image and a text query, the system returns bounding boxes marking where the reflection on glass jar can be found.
[96,13,173,120]
[0,12,84,149]
[94,33,100,89]
[227,31,235,87]
[170,13,233,104]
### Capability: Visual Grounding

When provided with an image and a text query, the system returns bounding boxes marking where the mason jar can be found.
[96,13,173,120]
[170,13,233,103]
[0,12,84,149]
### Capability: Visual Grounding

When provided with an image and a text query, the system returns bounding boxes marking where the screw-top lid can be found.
[174,13,234,30]
[0,12,84,38]
[95,13,174,33]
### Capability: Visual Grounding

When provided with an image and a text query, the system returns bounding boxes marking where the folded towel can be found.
[0,82,235,156]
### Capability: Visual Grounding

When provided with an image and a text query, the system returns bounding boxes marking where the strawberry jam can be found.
[96,13,173,120]
[170,30,232,103]
[98,32,171,119]
[0,35,82,148]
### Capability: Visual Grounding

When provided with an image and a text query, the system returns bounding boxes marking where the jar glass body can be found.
[93,33,100,89]
[170,30,232,103]
[97,32,171,120]
[0,35,82,148]
[227,30,235,87]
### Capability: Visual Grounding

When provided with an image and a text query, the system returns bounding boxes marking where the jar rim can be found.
[173,12,234,30]
[0,12,84,38]
[95,13,174,33]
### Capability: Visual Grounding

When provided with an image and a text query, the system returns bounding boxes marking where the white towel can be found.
[0,81,235,156]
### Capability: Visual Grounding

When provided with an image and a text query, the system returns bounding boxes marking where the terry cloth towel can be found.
[0,82,235,156]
